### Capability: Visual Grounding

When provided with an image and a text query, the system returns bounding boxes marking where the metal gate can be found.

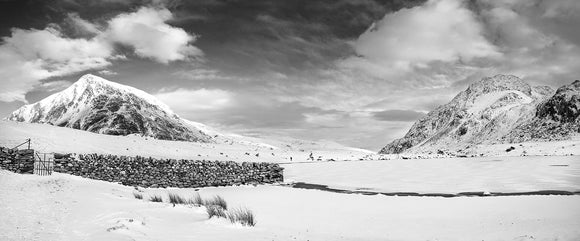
[34,153,54,176]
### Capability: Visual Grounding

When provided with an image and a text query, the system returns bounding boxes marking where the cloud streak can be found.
[372,110,425,122]
[155,88,233,112]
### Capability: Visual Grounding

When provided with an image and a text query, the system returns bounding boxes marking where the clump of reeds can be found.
[204,195,227,210]
[133,192,143,200]
[168,193,187,205]
[149,194,163,202]
[227,207,256,227]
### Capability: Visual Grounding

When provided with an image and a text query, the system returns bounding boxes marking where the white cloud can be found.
[0,47,51,102]
[4,28,112,66]
[0,6,203,103]
[343,0,499,75]
[0,27,113,102]
[155,88,233,112]
[106,7,203,63]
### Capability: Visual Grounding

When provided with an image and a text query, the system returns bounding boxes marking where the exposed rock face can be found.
[503,80,580,142]
[380,74,557,154]
[537,80,580,123]
[7,74,212,143]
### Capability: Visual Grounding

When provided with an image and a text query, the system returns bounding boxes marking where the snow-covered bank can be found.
[1,170,580,241]
[0,121,373,163]
[284,155,580,193]
[399,136,580,158]
[463,137,580,156]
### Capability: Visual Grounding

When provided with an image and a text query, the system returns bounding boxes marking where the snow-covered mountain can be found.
[7,74,212,143]
[379,74,580,154]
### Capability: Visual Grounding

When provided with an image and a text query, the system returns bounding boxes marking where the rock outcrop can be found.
[503,80,580,142]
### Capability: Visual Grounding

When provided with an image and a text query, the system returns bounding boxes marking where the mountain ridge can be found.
[380,74,579,154]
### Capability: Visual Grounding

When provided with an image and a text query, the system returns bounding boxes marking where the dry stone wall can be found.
[0,147,34,174]
[54,153,284,188]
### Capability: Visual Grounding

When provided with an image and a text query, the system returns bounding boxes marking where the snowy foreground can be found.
[1,170,580,241]
[2,121,580,240]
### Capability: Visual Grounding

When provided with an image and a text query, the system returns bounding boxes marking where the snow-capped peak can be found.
[466,74,532,98]
[10,74,177,123]
[7,74,212,143]
[69,74,177,116]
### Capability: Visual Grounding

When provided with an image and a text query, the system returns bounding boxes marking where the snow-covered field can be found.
[284,155,580,193]
[2,170,580,241]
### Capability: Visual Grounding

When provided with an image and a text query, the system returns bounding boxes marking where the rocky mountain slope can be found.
[503,80,580,143]
[379,75,580,154]
[7,74,212,143]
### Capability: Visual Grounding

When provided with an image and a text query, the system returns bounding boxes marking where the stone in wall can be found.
[0,147,35,174]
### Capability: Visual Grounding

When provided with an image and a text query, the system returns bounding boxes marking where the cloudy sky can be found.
[0,0,579,150]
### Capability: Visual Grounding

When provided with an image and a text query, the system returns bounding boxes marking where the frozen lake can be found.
[283,156,580,193]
